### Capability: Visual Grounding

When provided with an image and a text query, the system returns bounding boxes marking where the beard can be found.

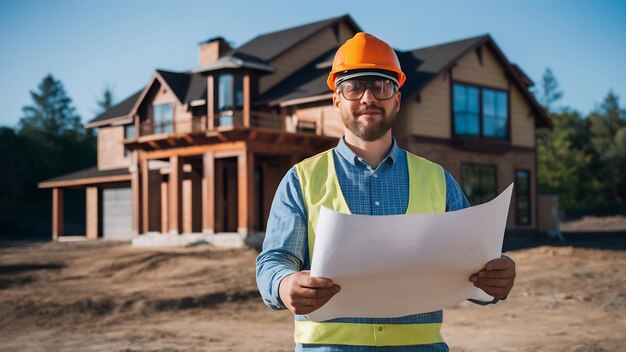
[342,103,397,142]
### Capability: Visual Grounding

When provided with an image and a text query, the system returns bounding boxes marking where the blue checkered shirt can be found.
[256,138,470,351]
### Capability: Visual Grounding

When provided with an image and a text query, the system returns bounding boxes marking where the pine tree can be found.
[536,68,563,112]
[18,74,83,136]
[97,86,114,113]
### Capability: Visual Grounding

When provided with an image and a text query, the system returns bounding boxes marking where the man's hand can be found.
[469,255,516,299]
[279,271,341,315]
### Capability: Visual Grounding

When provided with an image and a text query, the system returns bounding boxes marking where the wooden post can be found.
[141,158,149,234]
[131,151,140,235]
[237,151,255,236]
[52,188,63,240]
[161,181,168,234]
[86,186,98,240]
[207,75,214,130]
[183,172,192,234]
[169,156,182,234]
[202,152,215,234]
[243,73,251,128]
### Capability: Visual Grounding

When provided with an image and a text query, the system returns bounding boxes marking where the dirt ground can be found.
[1,218,625,351]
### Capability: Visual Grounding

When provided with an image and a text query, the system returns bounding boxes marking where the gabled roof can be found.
[156,69,191,103]
[191,52,275,74]
[400,34,551,128]
[85,89,142,128]
[234,14,360,62]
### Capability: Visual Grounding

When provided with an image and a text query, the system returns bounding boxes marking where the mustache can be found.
[353,105,384,115]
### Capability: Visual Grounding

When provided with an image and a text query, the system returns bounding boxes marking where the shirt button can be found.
[375,201,380,206]
[378,326,383,331]
[373,173,378,178]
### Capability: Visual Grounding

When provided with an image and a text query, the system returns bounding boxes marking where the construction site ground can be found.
[1,215,625,351]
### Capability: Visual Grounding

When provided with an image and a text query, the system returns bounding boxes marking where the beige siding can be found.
[260,25,356,93]
[295,104,343,137]
[151,81,192,133]
[510,85,535,147]
[453,46,508,88]
[97,126,130,170]
[397,72,451,144]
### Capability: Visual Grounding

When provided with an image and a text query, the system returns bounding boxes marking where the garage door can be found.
[103,187,133,240]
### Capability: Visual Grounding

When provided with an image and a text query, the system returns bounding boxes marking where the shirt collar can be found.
[335,136,399,167]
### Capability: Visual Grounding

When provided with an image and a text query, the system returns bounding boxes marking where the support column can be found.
[141,157,149,234]
[131,151,140,235]
[243,73,250,128]
[52,188,63,241]
[86,186,98,240]
[237,151,255,236]
[202,152,215,234]
[169,155,182,234]
[161,180,168,234]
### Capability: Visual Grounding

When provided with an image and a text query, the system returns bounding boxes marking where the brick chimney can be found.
[199,37,232,65]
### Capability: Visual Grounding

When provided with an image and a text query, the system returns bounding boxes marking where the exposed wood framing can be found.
[130,151,140,235]
[168,155,182,234]
[237,151,255,235]
[243,74,250,128]
[141,157,149,234]
[207,75,214,130]
[52,188,63,240]
[39,174,131,189]
[141,141,246,161]
[202,152,215,234]
[86,186,98,240]
[161,181,168,234]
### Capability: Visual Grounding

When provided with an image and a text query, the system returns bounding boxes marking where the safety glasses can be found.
[337,79,398,101]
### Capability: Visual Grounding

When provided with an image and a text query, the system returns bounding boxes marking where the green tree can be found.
[96,86,114,113]
[588,91,626,206]
[536,68,563,112]
[19,74,83,136]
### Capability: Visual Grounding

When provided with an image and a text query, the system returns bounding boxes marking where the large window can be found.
[515,170,531,225]
[453,83,509,140]
[153,103,173,134]
[218,74,243,112]
[123,124,135,157]
[461,164,497,206]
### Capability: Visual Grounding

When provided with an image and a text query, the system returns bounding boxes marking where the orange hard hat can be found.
[327,32,406,91]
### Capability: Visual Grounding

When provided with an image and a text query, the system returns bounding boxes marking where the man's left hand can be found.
[469,255,516,299]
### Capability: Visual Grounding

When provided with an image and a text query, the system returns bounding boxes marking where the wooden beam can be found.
[148,141,160,150]
[243,74,250,128]
[183,177,192,234]
[168,156,182,234]
[237,151,254,236]
[52,188,63,240]
[38,174,131,189]
[141,158,149,234]
[207,75,214,130]
[202,152,215,234]
[86,186,98,240]
[140,141,246,161]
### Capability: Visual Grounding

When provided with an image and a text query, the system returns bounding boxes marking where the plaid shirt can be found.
[256,138,470,351]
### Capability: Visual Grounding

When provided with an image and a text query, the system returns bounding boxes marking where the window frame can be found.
[152,102,174,135]
[460,163,498,206]
[514,169,532,225]
[451,81,511,141]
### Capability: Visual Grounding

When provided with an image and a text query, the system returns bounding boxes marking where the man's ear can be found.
[332,92,341,112]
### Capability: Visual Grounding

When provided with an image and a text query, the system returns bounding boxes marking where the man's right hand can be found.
[278,270,341,315]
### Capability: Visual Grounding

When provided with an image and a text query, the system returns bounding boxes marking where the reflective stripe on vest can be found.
[293,149,446,346]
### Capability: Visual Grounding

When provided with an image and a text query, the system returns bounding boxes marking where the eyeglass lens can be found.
[339,79,397,100]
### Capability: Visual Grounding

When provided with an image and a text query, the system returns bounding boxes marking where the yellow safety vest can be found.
[293,149,447,347]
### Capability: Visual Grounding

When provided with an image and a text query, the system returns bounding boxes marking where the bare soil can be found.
[0,235,624,351]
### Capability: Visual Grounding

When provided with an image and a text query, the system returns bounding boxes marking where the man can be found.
[256,32,516,351]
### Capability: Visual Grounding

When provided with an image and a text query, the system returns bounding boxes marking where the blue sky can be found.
[1,0,625,128]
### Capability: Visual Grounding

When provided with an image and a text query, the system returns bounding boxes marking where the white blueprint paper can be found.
[307,183,513,322]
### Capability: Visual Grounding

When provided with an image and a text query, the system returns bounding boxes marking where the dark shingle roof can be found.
[234,15,358,62]
[255,48,336,105]
[87,89,142,126]
[191,52,274,74]
[39,166,129,186]
[184,73,207,103]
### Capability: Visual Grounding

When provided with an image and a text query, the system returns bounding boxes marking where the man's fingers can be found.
[296,285,341,298]
[297,271,335,288]
[485,255,515,270]
[472,277,511,287]
[478,268,515,279]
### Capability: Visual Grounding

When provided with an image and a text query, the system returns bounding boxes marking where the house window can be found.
[461,164,497,205]
[453,83,509,140]
[515,170,531,225]
[218,73,243,112]
[123,124,135,157]
[453,84,480,137]
[153,103,173,134]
